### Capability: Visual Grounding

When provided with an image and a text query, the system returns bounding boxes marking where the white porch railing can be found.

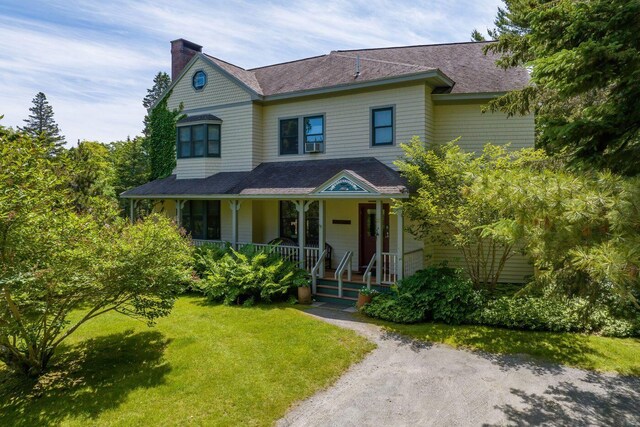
[381,252,397,284]
[379,249,425,284]
[362,253,377,289]
[403,249,424,277]
[334,251,353,298]
[236,242,300,262]
[193,240,423,284]
[193,240,319,272]
[310,248,327,294]
[192,239,228,249]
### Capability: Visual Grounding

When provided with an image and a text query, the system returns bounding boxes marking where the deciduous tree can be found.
[395,137,546,289]
[0,126,192,376]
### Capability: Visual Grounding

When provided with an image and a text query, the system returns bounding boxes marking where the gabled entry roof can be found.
[121,157,408,199]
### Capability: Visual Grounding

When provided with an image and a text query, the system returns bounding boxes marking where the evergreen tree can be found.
[483,0,640,175]
[20,92,65,154]
[143,72,171,136]
[470,29,486,42]
[66,140,117,214]
[110,136,151,213]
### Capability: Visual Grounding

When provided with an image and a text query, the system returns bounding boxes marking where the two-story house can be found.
[122,38,534,301]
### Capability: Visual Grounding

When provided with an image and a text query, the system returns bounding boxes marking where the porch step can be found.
[314,293,357,305]
[316,279,391,293]
[316,284,360,299]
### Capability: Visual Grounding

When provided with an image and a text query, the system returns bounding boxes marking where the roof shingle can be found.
[202,41,528,97]
[121,157,407,197]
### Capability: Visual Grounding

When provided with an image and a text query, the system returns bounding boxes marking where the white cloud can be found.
[0,0,502,144]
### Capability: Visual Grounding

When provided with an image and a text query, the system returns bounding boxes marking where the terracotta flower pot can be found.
[356,293,373,309]
[298,286,312,304]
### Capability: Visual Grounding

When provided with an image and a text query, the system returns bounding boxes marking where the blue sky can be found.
[0,0,501,145]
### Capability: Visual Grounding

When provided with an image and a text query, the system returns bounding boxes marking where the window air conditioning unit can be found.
[305,142,323,153]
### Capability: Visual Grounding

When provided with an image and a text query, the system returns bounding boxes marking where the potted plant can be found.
[296,276,312,305]
[357,287,377,309]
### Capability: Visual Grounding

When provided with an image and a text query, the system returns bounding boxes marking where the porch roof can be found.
[121,157,409,199]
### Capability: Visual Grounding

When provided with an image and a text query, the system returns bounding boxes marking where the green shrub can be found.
[360,292,424,323]
[472,295,640,337]
[196,246,308,305]
[361,266,481,324]
[193,243,230,277]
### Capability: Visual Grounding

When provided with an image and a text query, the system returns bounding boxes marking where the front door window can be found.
[359,204,389,270]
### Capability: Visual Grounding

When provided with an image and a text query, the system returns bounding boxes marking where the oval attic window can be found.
[192,71,207,90]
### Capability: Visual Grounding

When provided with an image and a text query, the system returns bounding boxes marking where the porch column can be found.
[129,199,137,223]
[229,200,241,248]
[397,206,404,281]
[375,200,383,284]
[176,200,183,226]
[318,200,326,277]
[294,201,310,269]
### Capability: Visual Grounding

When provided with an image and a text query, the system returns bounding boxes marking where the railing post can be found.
[375,200,383,285]
[397,206,404,282]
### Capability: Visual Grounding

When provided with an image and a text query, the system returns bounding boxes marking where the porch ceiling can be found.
[121,157,409,199]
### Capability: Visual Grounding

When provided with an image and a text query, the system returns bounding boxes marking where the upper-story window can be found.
[177,115,222,159]
[279,115,325,155]
[279,118,299,155]
[192,70,207,90]
[371,106,394,146]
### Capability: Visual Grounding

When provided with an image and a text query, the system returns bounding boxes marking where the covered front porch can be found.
[121,157,424,301]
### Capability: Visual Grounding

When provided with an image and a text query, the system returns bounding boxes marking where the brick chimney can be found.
[170,39,203,80]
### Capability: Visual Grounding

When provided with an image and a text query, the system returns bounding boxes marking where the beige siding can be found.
[151,199,177,217]
[166,56,251,111]
[252,200,279,243]
[252,104,263,167]
[429,245,533,284]
[173,103,255,178]
[424,85,435,144]
[429,102,534,282]
[433,103,535,152]
[219,200,252,243]
[260,84,427,168]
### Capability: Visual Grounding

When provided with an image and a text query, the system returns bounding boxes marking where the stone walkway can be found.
[277,305,640,426]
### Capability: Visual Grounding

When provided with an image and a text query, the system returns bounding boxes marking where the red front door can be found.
[359,203,389,271]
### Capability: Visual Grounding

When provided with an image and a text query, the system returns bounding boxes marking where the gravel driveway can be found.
[277,305,640,427]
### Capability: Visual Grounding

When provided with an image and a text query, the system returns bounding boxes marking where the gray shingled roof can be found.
[204,41,528,97]
[121,172,249,197]
[177,114,222,124]
[121,157,407,197]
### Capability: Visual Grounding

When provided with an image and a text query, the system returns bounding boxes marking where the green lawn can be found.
[364,317,640,376]
[0,296,374,426]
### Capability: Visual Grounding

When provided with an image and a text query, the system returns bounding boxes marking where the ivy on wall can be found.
[145,91,183,180]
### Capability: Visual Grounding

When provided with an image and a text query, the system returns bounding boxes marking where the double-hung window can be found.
[303,116,324,148]
[371,106,394,146]
[181,200,221,240]
[279,115,325,155]
[177,119,221,158]
[279,118,299,155]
